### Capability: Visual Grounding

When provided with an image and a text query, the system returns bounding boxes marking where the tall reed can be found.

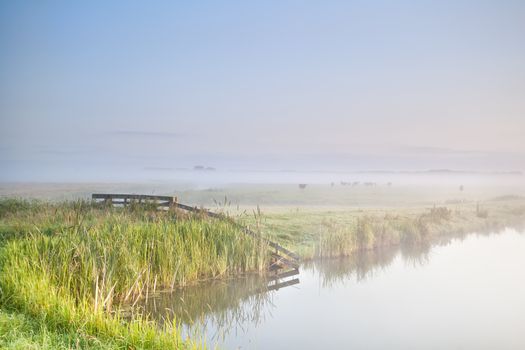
[0,199,269,349]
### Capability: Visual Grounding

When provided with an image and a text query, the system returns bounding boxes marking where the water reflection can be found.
[302,234,453,289]
[136,240,438,334]
[134,268,299,342]
[134,228,525,346]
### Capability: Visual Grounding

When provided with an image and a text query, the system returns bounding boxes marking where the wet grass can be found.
[0,308,120,350]
[0,199,269,349]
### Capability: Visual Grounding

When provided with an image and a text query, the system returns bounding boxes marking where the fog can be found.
[1,1,525,183]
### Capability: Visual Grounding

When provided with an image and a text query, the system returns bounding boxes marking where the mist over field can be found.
[1,1,524,184]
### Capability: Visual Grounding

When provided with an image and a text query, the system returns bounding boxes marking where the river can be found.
[139,229,525,349]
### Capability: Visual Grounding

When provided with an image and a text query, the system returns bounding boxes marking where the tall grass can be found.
[0,199,269,349]
[312,207,465,258]
[309,203,525,259]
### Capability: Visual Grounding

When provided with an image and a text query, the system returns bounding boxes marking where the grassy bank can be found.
[244,197,525,258]
[0,199,269,349]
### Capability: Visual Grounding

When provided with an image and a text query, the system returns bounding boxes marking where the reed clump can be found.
[315,216,397,258]
[0,199,269,349]
[313,208,452,258]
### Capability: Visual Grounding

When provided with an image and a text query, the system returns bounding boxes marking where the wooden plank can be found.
[270,253,300,269]
[241,226,300,261]
[92,194,174,202]
[267,268,299,281]
[266,278,300,292]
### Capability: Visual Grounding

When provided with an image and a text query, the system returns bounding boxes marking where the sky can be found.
[1,0,524,181]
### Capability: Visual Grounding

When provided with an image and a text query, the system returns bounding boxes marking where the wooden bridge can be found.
[91,193,301,274]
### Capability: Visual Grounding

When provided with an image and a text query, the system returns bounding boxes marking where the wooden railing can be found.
[91,193,300,265]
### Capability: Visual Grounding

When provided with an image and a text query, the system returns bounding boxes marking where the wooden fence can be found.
[91,193,300,266]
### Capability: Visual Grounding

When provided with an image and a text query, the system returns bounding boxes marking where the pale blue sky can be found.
[1,1,524,180]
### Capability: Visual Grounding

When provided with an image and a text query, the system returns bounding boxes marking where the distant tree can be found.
[459,185,464,192]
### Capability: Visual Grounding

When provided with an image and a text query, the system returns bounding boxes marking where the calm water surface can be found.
[143,229,525,349]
